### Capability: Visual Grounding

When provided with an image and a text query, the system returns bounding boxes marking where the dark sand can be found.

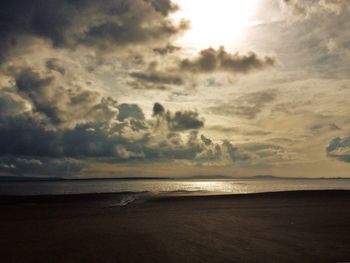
[0,190,350,263]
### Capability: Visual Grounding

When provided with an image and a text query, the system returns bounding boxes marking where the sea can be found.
[1,178,350,196]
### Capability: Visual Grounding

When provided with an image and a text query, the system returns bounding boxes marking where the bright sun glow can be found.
[174,0,258,50]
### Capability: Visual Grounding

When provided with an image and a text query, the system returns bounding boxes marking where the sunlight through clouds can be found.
[173,0,259,49]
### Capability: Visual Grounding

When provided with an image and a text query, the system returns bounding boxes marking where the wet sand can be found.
[0,190,350,263]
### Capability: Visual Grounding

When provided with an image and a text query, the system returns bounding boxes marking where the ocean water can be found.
[1,178,350,196]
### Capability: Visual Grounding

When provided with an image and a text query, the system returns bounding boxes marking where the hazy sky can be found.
[1,0,350,178]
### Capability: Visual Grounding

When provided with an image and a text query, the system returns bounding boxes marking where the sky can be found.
[0,0,350,178]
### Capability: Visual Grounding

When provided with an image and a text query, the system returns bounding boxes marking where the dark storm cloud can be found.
[180,47,275,74]
[81,16,187,51]
[0,109,225,164]
[166,110,204,131]
[208,90,277,119]
[0,116,62,157]
[0,74,148,160]
[0,0,186,61]
[156,130,249,163]
[153,102,166,116]
[326,136,350,163]
[0,0,306,178]
[0,157,82,176]
[9,68,118,129]
[0,115,127,159]
[1,68,249,175]
[0,67,119,159]
[0,69,257,176]
[0,108,137,159]
[0,117,240,164]
[152,103,204,131]
[129,46,275,90]
[147,0,179,15]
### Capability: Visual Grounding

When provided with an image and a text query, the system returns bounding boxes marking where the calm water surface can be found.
[1,178,350,196]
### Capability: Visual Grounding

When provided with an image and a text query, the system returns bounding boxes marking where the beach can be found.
[0,190,349,263]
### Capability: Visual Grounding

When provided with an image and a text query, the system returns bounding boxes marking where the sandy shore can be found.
[0,190,349,263]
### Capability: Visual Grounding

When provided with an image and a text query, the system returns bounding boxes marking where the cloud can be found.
[1,68,251,176]
[0,90,31,118]
[10,68,118,129]
[148,0,179,15]
[2,0,330,177]
[208,125,271,137]
[309,123,341,134]
[117,103,145,122]
[128,81,169,91]
[236,142,294,165]
[222,140,251,162]
[46,58,66,75]
[153,102,204,131]
[0,66,256,176]
[166,110,204,131]
[283,0,350,17]
[128,46,276,91]
[208,90,277,119]
[130,71,184,86]
[115,145,145,160]
[326,136,350,163]
[153,44,181,55]
[0,0,187,62]
[0,157,83,176]
[180,47,275,75]
[0,117,62,157]
[153,102,166,116]
[128,57,186,89]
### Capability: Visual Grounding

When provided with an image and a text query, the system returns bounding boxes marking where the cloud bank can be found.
[0,0,187,62]
[180,47,275,75]
[327,137,350,163]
